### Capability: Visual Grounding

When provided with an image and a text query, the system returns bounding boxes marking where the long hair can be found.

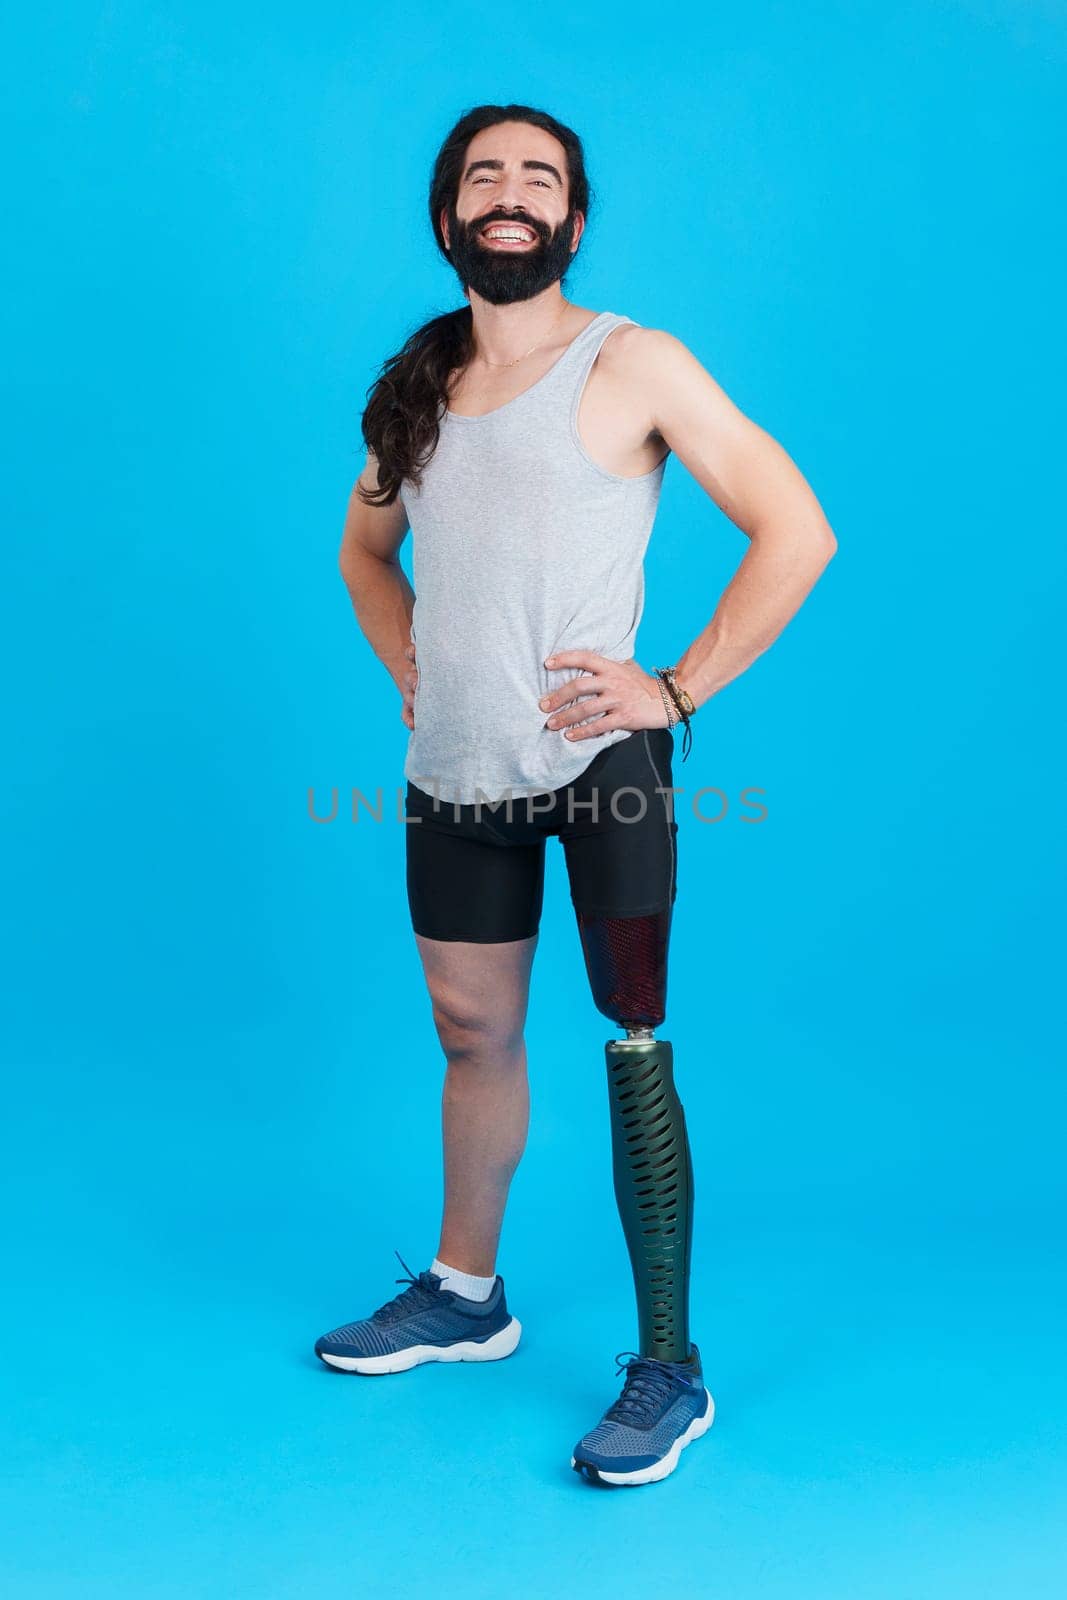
[356,104,593,507]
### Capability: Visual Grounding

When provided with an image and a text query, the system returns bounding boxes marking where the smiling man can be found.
[324,103,837,1487]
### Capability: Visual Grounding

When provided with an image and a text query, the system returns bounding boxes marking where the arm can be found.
[338,450,418,728]
[642,329,838,710]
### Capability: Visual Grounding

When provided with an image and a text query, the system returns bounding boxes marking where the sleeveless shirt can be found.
[400,310,668,806]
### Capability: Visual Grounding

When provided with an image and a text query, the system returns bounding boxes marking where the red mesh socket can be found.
[576,909,671,1028]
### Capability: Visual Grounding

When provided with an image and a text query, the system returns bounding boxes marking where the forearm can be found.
[340,545,416,692]
[672,521,837,710]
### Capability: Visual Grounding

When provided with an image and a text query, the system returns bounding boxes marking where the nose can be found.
[493,173,532,213]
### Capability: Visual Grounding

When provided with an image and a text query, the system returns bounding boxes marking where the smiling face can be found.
[442,120,584,306]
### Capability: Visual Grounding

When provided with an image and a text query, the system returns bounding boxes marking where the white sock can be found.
[430,1257,496,1302]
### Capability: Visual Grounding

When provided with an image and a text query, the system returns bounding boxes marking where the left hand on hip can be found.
[538,650,669,740]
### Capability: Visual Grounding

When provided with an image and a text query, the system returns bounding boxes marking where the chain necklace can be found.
[475,300,571,369]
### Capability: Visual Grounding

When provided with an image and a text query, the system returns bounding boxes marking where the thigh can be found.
[413,929,539,1050]
[559,728,678,916]
[404,782,547,943]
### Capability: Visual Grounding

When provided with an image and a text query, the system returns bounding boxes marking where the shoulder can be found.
[591,324,703,408]
[605,323,703,381]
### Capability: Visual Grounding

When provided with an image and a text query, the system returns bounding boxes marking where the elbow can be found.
[338,539,361,589]
[813,514,838,567]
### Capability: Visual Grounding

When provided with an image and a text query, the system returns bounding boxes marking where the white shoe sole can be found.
[571,1388,715,1485]
[317,1315,522,1375]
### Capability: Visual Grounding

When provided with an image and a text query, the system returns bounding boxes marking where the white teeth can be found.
[483,227,535,242]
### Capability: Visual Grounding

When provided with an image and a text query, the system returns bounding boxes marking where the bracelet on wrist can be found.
[653,666,695,761]
[654,675,679,730]
[663,668,696,718]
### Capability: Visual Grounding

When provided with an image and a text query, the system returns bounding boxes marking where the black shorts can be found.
[404,728,678,943]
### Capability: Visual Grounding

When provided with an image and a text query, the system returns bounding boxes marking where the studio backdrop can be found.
[3,3,1064,1597]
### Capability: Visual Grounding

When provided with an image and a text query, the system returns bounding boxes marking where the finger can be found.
[544,649,604,672]
[545,695,617,731]
[562,716,617,741]
[539,673,600,712]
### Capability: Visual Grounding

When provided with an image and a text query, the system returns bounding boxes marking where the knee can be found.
[430,986,524,1062]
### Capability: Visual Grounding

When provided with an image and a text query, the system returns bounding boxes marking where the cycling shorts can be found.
[404,727,678,943]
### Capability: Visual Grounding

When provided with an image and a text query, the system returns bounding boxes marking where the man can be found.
[320,103,836,1487]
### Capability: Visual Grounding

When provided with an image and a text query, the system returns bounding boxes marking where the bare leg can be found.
[413,931,538,1278]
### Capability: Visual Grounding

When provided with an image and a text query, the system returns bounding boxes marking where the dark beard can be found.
[445,203,578,306]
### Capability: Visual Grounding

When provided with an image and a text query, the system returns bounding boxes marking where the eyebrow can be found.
[462,158,564,186]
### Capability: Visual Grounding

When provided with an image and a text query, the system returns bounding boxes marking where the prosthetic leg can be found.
[576,907,695,1365]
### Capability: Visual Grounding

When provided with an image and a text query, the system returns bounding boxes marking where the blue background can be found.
[4,2,1065,1595]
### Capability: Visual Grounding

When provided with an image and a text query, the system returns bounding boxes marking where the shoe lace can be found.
[368,1249,444,1324]
[603,1351,693,1428]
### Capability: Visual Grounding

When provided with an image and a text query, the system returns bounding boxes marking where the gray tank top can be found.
[400,310,668,805]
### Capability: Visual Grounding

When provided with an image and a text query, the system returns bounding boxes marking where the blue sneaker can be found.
[314,1251,521,1375]
[571,1346,715,1485]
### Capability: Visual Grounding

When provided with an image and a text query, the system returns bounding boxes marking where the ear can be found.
[569,211,586,254]
[440,206,451,251]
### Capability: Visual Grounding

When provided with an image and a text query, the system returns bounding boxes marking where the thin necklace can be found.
[475,301,571,369]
